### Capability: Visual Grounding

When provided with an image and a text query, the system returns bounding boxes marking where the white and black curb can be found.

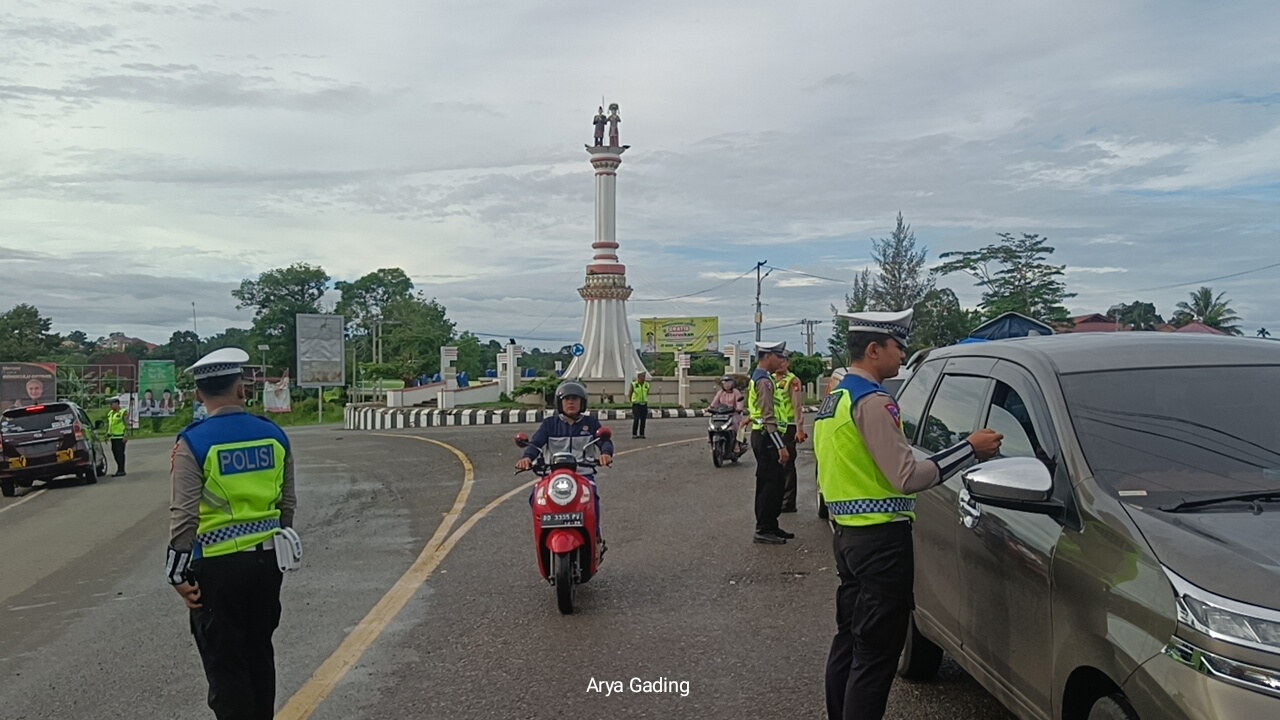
[343,406,705,431]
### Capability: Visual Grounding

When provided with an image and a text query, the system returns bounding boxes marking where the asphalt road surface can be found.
[0,418,1014,720]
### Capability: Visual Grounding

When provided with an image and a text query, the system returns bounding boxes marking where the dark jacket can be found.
[522,413,615,472]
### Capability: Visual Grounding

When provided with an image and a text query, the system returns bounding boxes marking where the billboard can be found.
[296,313,346,388]
[137,360,177,417]
[639,317,720,354]
[1,363,57,411]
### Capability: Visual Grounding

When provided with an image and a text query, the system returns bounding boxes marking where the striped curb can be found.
[343,406,705,431]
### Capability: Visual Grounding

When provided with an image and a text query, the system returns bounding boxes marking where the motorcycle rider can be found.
[516,381,615,546]
[707,375,746,455]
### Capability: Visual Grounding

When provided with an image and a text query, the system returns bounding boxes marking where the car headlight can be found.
[548,475,577,506]
[1165,567,1280,655]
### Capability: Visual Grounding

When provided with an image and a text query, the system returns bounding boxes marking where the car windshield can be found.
[0,405,76,434]
[1061,366,1280,507]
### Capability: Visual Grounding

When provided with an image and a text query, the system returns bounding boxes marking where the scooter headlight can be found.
[548,475,578,506]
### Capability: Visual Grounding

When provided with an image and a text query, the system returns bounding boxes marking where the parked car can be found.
[0,402,109,497]
[893,333,1279,719]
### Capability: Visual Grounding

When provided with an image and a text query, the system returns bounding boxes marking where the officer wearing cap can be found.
[747,341,792,544]
[164,347,298,720]
[815,310,1002,720]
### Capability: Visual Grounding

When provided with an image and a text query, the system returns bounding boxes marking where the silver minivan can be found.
[893,333,1280,719]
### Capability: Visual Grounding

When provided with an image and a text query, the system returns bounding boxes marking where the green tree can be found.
[788,354,826,388]
[202,328,253,352]
[691,355,727,376]
[0,304,58,361]
[829,268,876,362]
[935,233,1075,324]
[1260,328,1272,339]
[910,288,981,352]
[377,293,456,381]
[1173,287,1243,335]
[149,330,202,368]
[231,263,330,372]
[1107,301,1164,331]
[870,212,935,312]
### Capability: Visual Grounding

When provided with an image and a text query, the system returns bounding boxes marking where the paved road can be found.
[0,418,1013,720]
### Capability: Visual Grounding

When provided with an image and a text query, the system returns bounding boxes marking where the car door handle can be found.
[958,489,981,529]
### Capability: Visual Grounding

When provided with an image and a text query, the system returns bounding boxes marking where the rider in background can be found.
[708,375,746,455]
[516,381,615,543]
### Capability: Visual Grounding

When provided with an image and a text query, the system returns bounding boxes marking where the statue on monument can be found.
[607,103,621,147]
[592,106,607,147]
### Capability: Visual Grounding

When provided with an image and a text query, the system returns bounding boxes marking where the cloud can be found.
[1067,267,1129,275]
[775,277,826,288]
[0,14,116,46]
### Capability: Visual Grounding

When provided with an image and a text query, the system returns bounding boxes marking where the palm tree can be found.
[1260,327,1272,339]
[1173,286,1243,335]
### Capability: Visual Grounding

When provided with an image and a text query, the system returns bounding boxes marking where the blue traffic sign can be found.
[571,344,585,357]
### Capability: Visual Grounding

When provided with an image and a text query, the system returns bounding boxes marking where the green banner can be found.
[137,360,177,417]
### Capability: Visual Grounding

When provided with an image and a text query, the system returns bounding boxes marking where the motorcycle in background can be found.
[706,404,747,467]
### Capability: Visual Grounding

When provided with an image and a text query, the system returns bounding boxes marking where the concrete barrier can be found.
[343,405,704,430]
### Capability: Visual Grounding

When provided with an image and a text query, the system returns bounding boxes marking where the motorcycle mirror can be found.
[514,433,530,448]
[596,427,612,440]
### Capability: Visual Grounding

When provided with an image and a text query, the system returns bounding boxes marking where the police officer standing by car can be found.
[815,310,1002,720]
[748,341,792,544]
[164,347,301,720]
[106,397,129,476]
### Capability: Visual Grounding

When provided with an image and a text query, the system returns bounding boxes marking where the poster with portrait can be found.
[1,363,57,412]
[137,360,177,417]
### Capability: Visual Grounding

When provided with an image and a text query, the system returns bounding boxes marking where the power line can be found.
[1073,259,1280,297]
[764,264,847,284]
[631,267,756,302]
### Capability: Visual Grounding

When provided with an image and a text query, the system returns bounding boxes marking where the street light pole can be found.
[257,344,270,409]
[754,260,769,343]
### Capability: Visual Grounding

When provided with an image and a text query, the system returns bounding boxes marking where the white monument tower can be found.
[564,102,644,381]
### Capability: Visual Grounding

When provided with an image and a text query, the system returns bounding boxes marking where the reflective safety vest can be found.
[107,409,128,438]
[179,412,290,559]
[774,372,798,427]
[813,374,915,526]
[747,369,771,430]
[631,382,650,404]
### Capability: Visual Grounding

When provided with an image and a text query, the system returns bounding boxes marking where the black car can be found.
[0,402,109,497]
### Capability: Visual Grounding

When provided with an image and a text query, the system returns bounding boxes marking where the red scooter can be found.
[515,427,611,615]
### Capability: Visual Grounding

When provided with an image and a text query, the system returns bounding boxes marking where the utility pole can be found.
[754,260,771,342]
[801,319,821,356]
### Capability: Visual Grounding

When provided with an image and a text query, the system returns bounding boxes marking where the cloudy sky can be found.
[3,0,1278,351]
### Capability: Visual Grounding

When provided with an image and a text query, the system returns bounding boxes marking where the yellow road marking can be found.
[276,435,700,720]
[275,434,475,720]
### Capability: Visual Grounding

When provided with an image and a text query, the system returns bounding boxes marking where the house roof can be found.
[1173,321,1229,335]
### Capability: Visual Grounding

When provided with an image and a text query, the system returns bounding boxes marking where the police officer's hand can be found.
[599,454,612,467]
[795,429,808,444]
[967,429,1004,460]
[174,581,202,610]
[778,447,791,465]
[515,458,533,471]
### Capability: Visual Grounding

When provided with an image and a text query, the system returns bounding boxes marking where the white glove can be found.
[275,527,303,572]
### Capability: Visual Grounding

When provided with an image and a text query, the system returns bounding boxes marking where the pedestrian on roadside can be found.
[165,347,301,720]
[774,356,806,513]
[815,309,1002,720]
[747,342,792,544]
[630,370,650,439]
[106,397,129,476]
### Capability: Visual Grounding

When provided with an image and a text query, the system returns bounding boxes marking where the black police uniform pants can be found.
[189,548,284,720]
[826,521,915,720]
[750,430,786,535]
[631,403,648,437]
[781,424,799,510]
[110,438,126,473]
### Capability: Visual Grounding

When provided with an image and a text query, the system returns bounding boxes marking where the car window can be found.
[0,405,75,433]
[985,382,1056,474]
[919,375,988,453]
[1061,366,1280,505]
[895,360,943,443]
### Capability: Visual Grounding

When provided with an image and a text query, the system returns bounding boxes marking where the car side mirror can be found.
[596,427,612,441]
[94,420,104,430]
[514,433,530,449]
[962,457,1054,505]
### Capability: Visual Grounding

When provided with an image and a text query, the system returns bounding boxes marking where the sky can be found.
[2,0,1278,353]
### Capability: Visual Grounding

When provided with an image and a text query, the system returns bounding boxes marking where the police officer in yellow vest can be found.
[630,370,650,439]
[774,356,806,513]
[164,347,301,720]
[106,397,130,476]
[748,341,792,544]
[815,310,1002,720]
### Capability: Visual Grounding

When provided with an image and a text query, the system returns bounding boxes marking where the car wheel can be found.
[82,460,99,486]
[1,477,14,497]
[897,612,944,680]
[1087,694,1139,720]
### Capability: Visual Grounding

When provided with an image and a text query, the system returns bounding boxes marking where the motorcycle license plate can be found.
[541,512,584,528]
